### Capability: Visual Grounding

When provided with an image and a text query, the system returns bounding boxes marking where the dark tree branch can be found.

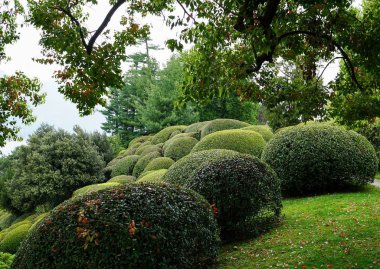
[317,56,343,82]
[260,0,281,28]
[175,0,196,22]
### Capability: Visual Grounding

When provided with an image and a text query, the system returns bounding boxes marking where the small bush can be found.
[201,119,250,138]
[143,157,175,172]
[0,252,14,269]
[262,123,378,196]
[128,136,152,148]
[192,130,266,158]
[110,155,140,178]
[151,126,187,144]
[72,182,121,197]
[241,125,274,142]
[136,145,162,156]
[12,184,220,269]
[108,175,136,184]
[0,222,32,254]
[136,169,167,184]
[163,149,240,186]
[164,137,199,161]
[185,121,210,134]
[132,152,162,178]
[186,155,282,240]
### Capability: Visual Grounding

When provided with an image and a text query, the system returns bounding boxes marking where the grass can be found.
[218,185,380,269]
[375,172,380,179]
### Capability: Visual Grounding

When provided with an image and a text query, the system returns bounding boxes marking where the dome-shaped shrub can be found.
[192,130,266,158]
[0,222,32,253]
[135,144,161,156]
[262,123,378,196]
[72,182,121,197]
[110,155,140,178]
[201,119,250,138]
[108,175,136,184]
[163,149,240,186]
[12,184,220,269]
[143,157,175,172]
[186,155,282,240]
[151,126,187,144]
[132,152,162,178]
[136,169,167,184]
[241,125,274,142]
[184,121,209,139]
[164,137,199,161]
[128,135,152,148]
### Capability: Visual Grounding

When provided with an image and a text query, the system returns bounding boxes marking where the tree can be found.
[0,1,45,148]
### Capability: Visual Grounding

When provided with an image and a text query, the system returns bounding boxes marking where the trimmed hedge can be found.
[108,175,136,184]
[110,155,140,178]
[192,130,266,158]
[186,155,282,240]
[163,149,240,186]
[12,184,220,269]
[128,135,152,148]
[241,125,274,142]
[136,145,162,157]
[151,126,187,144]
[132,152,162,178]
[136,169,167,184]
[143,157,175,172]
[0,222,32,254]
[201,119,250,138]
[0,252,14,269]
[164,137,199,161]
[262,123,378,196]
[184,121,209,139]
[72,182,121,197]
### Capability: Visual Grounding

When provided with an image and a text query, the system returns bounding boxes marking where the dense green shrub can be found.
[164,137,199,161]
[0,212,17,231]
[0,252,14,269]
[12,184,220,269]
[72,182,121,197]
[201,119,250,138]
[262,123,378,196]
[108,175,136,184]
[184,121,209,134]
[357,120,380,170]
[0,222,32,254]
[110,155,140,178]
[136,169,167,183]
[186,155,282,240]
[3,125,105,213]
[163,149,240,186]
[132,152,162,178]
[192,130,266,158]
[151,126,187,144]
[128,135,152,148]
[136,145,162,156]
[241,125,274,142]
[143,157,175,172]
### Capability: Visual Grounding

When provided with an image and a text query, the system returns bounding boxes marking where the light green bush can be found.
[151,126,187,144]
[132,152,162,178]
[192,130,266,158]
[108,175,136,184]
[128,135,152,148]
[110,155,140,178]
[135,145,162,156]
[0,222,32,254]
[201,119,250,138]
[241,125,274,142]
[136,169,167,184]
[143,157,175,173]
[0,252,14,269]
[164,137,199,161]
[72,182,121,197]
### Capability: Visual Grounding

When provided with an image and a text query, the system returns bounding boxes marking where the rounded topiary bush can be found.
[184,121,209,139]
[136,169,168,184]
[132,152,162,178]
[185,155,282,240]
[143,157,175,172]
[12,184,220,269]
[108,175,136,184]
[163,149,240,186]
[128,135,152,148]
[0,222,32,253]
[164,137,199,161]
[241,125,274,142]
[262,123,378,196]
[151,126,187,144]
[110,155,140,178]
[136,145,162,156]
[72,182,121,197]
[201,119,250,138]
[192,130,266,158]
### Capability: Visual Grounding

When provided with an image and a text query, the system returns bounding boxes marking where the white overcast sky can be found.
[0,0,361,155]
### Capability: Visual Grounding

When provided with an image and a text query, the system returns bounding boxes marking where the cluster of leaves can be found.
[0,252,14,269]
[262,123,378,196]
[12,184,220,269]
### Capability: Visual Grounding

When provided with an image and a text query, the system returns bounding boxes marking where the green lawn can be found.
[218,185,380,269]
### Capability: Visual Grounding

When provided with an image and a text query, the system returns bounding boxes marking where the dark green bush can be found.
[241,125,274,142]
[136,169,167,183]
[164,137,199,161]
[357,120,380,170]
[151,126,187,144]
[143,157,175,172]
[186,155,282,240]
[0,252,14,269]
[110,155,140,178]
[201,119,250,138]
[108,175,136,184]
[262,123,378,196]
[132,152,162,178]
[192,130,266,158]
[12,184,220,269]
[163,149,240,186]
